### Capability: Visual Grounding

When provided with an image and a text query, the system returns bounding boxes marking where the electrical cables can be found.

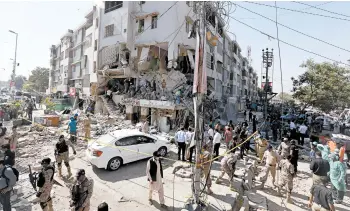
[292,1,350,18]
[234,3,350,53]
[244,1,350,22]
[227,15,350,67]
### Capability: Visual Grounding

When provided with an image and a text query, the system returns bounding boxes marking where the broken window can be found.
[151,16,158,29]
[138,19,144,33]
[105,24,114,37]
[105,1,123,13]
[185,21,190,33]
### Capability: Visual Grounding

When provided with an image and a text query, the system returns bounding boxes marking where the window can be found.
[84,55,88,68]
[95,18,99,28]
[94,39,97,51]
[151,16,158,29]
[186,22,190,33]
[93,61,97,73]
[116,137,138,146]
[105,1,123,13]
[136,136,154,144]
[105,24,114,37]
[138,19,144,33]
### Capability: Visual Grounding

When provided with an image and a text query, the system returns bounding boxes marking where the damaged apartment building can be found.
[47,1,259,132]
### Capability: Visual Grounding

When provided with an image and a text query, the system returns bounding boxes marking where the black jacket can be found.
[4,150,15,166]
[147,158,163,182]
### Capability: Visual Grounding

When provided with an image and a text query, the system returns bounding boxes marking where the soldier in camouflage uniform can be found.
[277,155,295,203]
[55,135,76,178]
[200,145,213,195]
[70,169,94,211]
[215,146,238,190]
[36,158,54,211]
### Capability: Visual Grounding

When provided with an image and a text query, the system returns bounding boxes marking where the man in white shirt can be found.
[186,128,195,162]
[208,125,214,138]
[175,127,186,161]
[289,120,297,140]
[298,122,308,146]
[213,129,222,159]
[289,121,296,130]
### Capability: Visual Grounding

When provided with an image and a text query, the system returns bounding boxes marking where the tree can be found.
[14,75,26,90]
[23,67,49,92]
[291,59,350,112]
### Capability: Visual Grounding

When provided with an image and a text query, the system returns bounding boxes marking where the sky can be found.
[228,1,350,93]
[0,0,93,82]
[0,1,349,93]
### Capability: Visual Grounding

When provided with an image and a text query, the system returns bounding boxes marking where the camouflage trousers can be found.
[278,176,293,193]
[56,151,69,164]
[202,166,212,188]
[39,184,53,211]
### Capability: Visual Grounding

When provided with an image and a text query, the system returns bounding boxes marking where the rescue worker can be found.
[83,114,91,141]
[290,140,299,173]
[68,114,78,144]
[146,151,167,208]
[55,135,76,178]
[36,158,54,211]
[277,155,295,203]
[328,153,346,204]
[215,146,238,190]
[200,144,213,194]
[70,169,94,211]
[255,135,268,162]
[277,138,290,159]
[260,145,279,189]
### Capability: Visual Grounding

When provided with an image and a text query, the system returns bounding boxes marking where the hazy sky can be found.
[0,1,349,93]
[229,1,350,93]
[0,0,93,81]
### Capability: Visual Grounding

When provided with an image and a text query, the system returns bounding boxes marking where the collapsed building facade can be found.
[47,1,259,132]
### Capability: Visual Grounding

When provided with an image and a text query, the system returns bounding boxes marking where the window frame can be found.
[105,24,114,37]
[138,19,145,33]
[105,1,123,14]
[151,16,158,29]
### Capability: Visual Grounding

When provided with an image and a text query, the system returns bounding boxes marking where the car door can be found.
[115,136,140,163]
[135,135,156,160]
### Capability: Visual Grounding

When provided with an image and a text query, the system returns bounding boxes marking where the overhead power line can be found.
[244,1,350,22]
[228,15,350,67]
[278,1,332,17]
[234,3,350,53]
[292,1,350,18]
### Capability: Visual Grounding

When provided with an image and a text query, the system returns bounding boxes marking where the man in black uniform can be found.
[1,144,15,166]
[290,140,299,174]
[55,135,76,178]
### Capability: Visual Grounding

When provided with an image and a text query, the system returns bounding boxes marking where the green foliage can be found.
[291,59,350,112]
[43,97,55,111]
[23,67,49,92]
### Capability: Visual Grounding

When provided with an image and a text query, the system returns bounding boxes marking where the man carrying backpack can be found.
[0,159,17,211]
[1,144,15,166]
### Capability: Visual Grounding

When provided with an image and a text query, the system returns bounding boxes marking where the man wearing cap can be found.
[36,158,54,211]
[68,114,78,144]
[277,138,290,159]
[255,135,268,162]
[55,135,76,178]
[70,169,94,211]
[260,145,279,189]
[1,144,15,167]
[146,151,167,208]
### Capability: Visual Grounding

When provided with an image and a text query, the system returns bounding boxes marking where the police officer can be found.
[55,135,76,178]
[70,169,94,211]
[36,158,54,211]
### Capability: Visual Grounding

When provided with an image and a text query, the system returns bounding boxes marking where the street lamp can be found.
[9,30,18,92]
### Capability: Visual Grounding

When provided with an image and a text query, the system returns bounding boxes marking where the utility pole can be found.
[262,48,273,120]
[9,30,18,93]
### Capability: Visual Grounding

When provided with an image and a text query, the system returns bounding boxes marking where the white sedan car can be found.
[86,129,171,171]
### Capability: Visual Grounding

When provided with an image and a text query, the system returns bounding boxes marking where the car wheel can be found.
[158,147,167,157]
[107,157,123,171]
